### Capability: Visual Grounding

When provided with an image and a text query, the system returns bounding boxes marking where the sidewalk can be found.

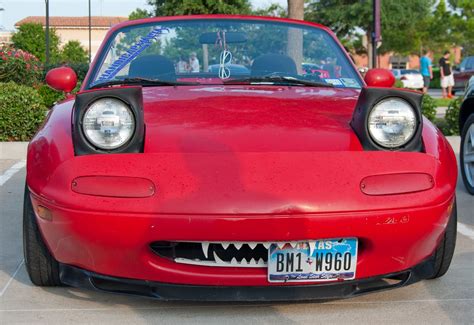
[436,106,448,119]
[0,142,29,160]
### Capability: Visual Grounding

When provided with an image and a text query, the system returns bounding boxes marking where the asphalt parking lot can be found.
[1,139,473,324]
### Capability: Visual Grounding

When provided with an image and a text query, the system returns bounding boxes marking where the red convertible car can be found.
[24,15,457,301]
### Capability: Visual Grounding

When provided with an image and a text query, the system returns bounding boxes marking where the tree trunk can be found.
[287,0,304,73]
[287,0,304,20]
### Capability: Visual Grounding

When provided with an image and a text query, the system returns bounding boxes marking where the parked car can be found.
[459,75,474,194]
[454,56,474,93]
[391,69,424,90]
[302,62,330,78]
[25,15,457,301]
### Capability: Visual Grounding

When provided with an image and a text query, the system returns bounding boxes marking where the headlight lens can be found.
[368,98,417,148]
[82,98,135,150]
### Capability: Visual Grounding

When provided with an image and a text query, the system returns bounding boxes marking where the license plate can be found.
[268,238,358,282]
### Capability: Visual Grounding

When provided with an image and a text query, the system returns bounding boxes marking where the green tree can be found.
[305,0,434,62]
[252,3,286,17]
[129,8,152,20]
[448,0,474,55]
[11,23,60,63]
[147,0,252,16]
[60,40,88,64]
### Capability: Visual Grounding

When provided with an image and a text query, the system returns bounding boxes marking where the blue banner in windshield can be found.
[94,27,169,84]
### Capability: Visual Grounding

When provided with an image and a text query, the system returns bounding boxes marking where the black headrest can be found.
[129,55,176,81]
[251,54,297,76]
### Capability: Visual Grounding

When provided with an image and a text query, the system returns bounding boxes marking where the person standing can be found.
[176,56,188,73]
[419,50,433,93]
[439,51,454,99]
[188,52,200,73]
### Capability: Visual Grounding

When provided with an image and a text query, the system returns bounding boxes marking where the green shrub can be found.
[421,95,437,122]
[434,117,450,135]
[394,79,404,88]
[37,84,65,108]
[0,47,43,86]
[0,82,48,141]
[443,96,462,136]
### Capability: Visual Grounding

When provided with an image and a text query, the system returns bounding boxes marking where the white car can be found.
[392,69,424,90]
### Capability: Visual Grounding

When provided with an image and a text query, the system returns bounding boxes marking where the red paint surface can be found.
[364,68,396,88]
[46,67,78,93]
[26,16,458,287]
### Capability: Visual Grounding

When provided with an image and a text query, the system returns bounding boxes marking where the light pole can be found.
[45,0,50,66]
[0,3,5,30]
[88,0,91,63]
[372,0,381,69]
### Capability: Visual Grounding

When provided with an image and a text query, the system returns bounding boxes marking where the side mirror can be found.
[46,67,78,93]
[364,68,395,88]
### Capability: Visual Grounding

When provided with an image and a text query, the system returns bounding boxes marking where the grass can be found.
[433,97,456,107]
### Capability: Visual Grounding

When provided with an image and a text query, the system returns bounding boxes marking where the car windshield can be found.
[88,18,362,89]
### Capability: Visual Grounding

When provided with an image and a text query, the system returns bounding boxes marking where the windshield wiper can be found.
[223,76,334,88]
[90,77,198,89]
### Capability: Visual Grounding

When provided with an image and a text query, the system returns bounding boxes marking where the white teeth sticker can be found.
[248,243,257,250]
[257,258,265,265]
[202,242,210,259]
[308,242,316,257]
[213,251,227,265]
[263,243,271,249]
[277,243,286,249]
[234,243,243,250]
[221,243,230,250]
[231,257,238,265]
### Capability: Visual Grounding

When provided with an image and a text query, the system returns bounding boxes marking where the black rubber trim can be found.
[59,255,436,301]
[350,87,424,152]
[72,87,145,156]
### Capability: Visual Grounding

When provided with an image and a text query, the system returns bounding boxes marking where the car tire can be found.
[460,114,474,195]
[23,186,62,286]
[428,200,457,279]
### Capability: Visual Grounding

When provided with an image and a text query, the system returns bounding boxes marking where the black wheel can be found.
[460,114,474,195]
[428,200,457,279]
[23,186,62,286]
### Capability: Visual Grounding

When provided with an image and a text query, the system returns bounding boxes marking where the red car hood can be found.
[142,86,363,153]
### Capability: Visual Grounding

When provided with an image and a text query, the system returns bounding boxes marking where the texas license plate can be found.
[268,238,358,282]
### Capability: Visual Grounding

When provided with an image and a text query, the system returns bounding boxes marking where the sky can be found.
[0,0,287,31]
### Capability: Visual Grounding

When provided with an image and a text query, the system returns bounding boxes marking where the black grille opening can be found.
[150,241,268,263]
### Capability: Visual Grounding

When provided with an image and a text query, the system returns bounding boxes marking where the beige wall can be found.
[55,27,109,60]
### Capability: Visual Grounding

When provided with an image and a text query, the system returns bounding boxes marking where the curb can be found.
[0,142,29,160]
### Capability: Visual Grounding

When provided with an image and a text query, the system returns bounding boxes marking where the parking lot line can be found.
[457,222,474,240]
[0,160,25,186]
[0,260,24,297]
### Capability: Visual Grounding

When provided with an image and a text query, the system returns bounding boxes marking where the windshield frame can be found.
[82,15,363,90]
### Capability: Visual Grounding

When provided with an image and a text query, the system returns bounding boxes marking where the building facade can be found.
[14,16,127,60]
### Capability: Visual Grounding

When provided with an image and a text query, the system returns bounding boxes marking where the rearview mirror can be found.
[364,68,395,88]
[46,66,78,93]
[199,32,247,44]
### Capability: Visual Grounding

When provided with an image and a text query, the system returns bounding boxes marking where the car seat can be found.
[129,55,176,81]
[251,54,297,77]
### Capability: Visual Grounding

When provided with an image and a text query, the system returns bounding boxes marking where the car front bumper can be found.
[31,192,454,287]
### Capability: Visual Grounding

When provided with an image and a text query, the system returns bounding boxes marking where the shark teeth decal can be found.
[202,242,210,259]
[181,241,308,268]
